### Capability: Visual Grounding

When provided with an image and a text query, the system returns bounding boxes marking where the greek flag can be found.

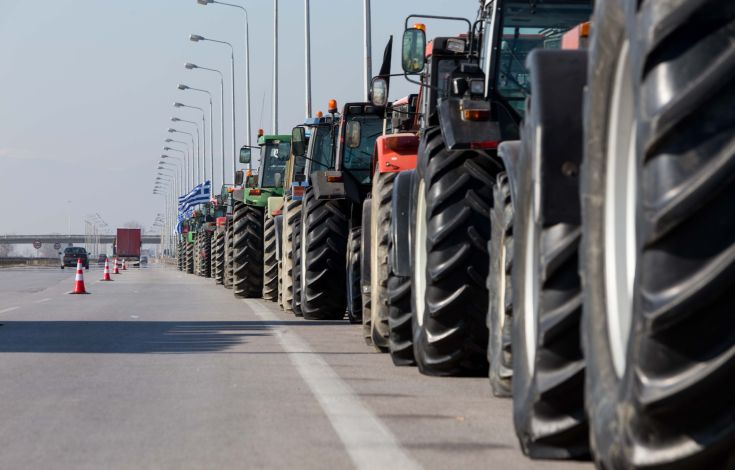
[175,207,193,234]
[178,181,211,212]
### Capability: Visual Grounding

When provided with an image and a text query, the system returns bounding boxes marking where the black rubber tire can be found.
[214,231,225,284]
[223,219,234,289]
[581,1,735,467]
[346,226,362,324]
[177,241,183,271]
[387,270,414,366]
[411,126,499,376]
[262,216,278,301]
[487,172,514,397]
[369,171,394,350]
[232,201,264,298]
[291,203,303,316]
[186,241,194,274]
[300,187,347,320]
[281,198,301,313]
[361,198,373,346]
[511,53,588,459]
[203,230,212,278]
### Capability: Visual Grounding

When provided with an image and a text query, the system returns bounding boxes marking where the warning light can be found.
[328,99,338,114]
[413,23,426,31]
[258,128,264,137]
[316,111,323,118]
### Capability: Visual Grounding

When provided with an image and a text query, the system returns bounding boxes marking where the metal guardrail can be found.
[0,234,161,244]
[0,257,60,267]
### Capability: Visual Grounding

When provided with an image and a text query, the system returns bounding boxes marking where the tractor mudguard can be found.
[498,141,521,207]
[274,214,283,261]
[390,170,415,278]
[375,133,419,174]
[312,170,346,200]
[527,49,588,225]
[438,98,502,151]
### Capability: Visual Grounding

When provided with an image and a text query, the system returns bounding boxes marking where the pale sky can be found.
[0,0,477,235]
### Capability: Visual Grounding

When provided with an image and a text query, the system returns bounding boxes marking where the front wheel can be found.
[232,202,264,298]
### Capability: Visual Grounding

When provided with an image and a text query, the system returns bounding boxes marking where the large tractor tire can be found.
[214,231,225,284]
[223,219,234,289]
[346,226,362,324]
[281,198,301,312]
[411,126,500,376]
[232,201,264,298]
[300,187,347,320]
[361,198,374,345]
[262,216,278,301]
[186,241,194,274]
[369,171,394,350]
[512,50,589,460]
[177,241,184,271]
[291,202,304,316]
[487,172,514,397]
[203,230,212,278]
[581,1,735,468]
[193,232,201,276]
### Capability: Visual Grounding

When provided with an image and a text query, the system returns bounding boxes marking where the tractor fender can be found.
[389,169,415,278]
[527,49,588,225]
[498,141,521,207]
[375,133,419,174]
[438,98,502,151]
[312,170,346,200]
[273,214,283,261]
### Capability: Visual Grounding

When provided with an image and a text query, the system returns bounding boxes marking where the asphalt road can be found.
[0,264,593,470]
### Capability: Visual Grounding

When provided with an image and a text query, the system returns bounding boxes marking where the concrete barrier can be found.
[0,257,59,267]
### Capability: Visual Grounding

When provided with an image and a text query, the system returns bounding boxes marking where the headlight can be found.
[446,38,466,53]
[469,79,485,95]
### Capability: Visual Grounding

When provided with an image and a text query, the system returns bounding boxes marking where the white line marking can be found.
[0,306,20,314]
[253,305,422,470]
[35,298,51,304]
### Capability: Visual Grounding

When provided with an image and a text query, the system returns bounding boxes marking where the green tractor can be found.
[231,133,291,299]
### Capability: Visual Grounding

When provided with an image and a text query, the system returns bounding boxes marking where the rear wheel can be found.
[346,226,362,324]
[583,1,735,467]
[300,187,347,320]
[281,198,301,312]
[262,216,278,301]
[186,241,194,274]
[361,199,374,345]
[202,230,212,278]
[214,231,225,284]
[233,201,264,298]
[369,172,394,350]
[223,219,234,289]
[291,205,303,316]
[487,172,514,397]
[411,126,498,376]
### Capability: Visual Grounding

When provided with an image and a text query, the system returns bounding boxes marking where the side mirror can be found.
[371,77,388,107]
[291,126,306,157]
[239,146,251,164]
[345,121,361,149]
[402,27,426,73]
[234,170,244,186]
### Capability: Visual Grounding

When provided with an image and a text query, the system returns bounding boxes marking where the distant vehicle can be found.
[61,247,89,270]
[113,228,141,264]
[97,254,107,266]
[140,255,148,265]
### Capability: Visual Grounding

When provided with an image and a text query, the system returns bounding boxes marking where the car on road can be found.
[61,247,89,270]
[97,254,107,266]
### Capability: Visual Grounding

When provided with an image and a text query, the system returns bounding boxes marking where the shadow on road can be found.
[0,321,285,354]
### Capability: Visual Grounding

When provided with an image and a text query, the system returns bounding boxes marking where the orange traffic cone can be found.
[69,258,89,294]
[113,257,120,274]
[101,258,113,281]
[122,259,127,270]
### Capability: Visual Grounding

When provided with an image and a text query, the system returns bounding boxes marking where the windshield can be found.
[259,141,290,188]
[342,115,383,185]
[496,1,592,114]
[309,125,336,175]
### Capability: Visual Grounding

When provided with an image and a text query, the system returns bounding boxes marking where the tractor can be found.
[231,132,290,299]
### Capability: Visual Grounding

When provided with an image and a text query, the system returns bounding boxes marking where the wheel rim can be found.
[604,41,637,378]
[414,179,427,327]
[523,168,540,373]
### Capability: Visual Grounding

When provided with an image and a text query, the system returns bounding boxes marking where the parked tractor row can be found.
[175,0,735,468]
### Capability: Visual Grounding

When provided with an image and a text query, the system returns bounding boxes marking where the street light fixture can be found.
[189,35,238,183]
[185,62,226,184]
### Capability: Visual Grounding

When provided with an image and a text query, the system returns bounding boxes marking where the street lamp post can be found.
[190,34,237,181]
[174,102,207,183]
[186,63,226,185]
[164,139,191,190]
[178,85,214,188]
[168,125,198,185]
[163,147,188,191]
[195,0,251,149]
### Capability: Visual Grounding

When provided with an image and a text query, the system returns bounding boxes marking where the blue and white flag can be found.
[178,181,211,212]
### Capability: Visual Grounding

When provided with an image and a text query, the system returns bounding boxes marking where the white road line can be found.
[0,306,20,314]
[35,298,51,304]
[254,305,422,470]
